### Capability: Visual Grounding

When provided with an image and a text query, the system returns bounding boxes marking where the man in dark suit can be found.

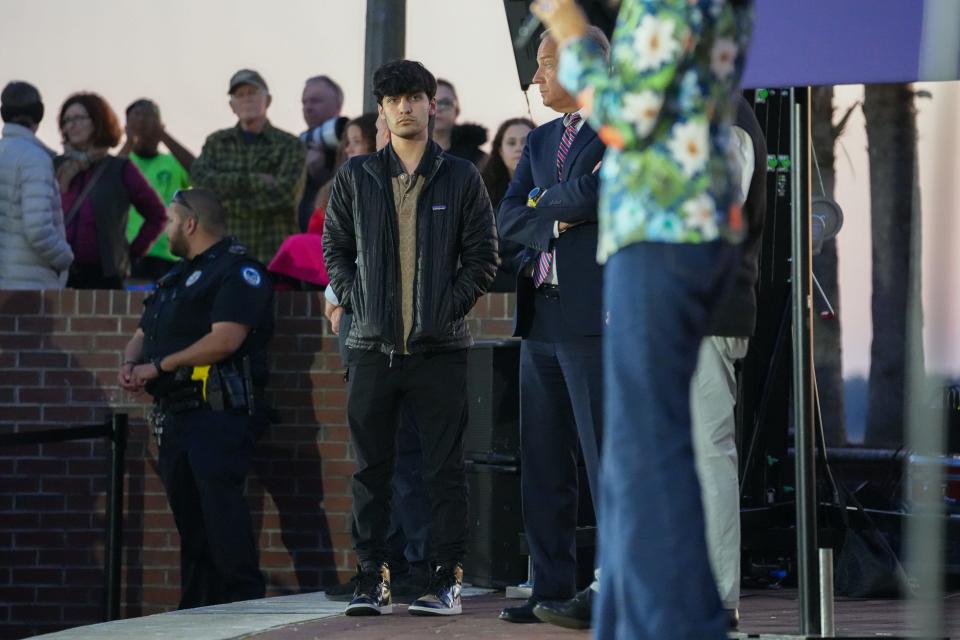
[496,27,610,624]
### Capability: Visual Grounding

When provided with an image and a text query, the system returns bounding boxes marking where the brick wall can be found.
[0,289,515,639]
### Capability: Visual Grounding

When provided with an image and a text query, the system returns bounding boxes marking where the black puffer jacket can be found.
[322,141,498,356]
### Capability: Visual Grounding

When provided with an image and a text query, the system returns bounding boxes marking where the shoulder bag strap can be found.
[62,158,111,229]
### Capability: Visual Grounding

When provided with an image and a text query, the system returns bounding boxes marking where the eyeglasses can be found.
[436,98,456,111]
[61,114,91,127]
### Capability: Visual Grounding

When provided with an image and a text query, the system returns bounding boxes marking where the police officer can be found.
[117,187,273,609]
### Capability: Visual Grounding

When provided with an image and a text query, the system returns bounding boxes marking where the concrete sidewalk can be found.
[30,588,497,640]
[31,587,960,639]
[30,591,348,640]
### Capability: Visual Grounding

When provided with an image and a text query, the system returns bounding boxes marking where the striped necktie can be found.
[534,113,581,288]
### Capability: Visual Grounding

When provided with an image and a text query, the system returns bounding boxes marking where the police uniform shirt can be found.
[139,237,274,384]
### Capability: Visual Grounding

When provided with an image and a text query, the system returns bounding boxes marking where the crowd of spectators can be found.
[0,70,534,292]
[2,3,761,628]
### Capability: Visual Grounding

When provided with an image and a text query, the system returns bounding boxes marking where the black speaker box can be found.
[464,461,527,589]
[464,461,597,590]
[465,340,521,463]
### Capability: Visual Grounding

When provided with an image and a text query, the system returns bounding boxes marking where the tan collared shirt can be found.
[391,172,423,353]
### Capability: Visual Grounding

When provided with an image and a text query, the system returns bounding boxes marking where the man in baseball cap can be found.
[228,69,269,95]
[191,69,306,263]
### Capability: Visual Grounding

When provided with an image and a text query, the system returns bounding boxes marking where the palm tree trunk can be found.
[862,83,923,448]
[811,86,847,446]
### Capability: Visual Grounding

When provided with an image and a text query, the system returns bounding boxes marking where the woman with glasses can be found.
[56,92,166,289]
[431,79,488,167]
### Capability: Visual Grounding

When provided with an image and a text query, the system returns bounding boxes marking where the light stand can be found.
[789,86,821,636]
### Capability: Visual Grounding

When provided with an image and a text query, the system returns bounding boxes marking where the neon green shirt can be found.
[126,152,190,262]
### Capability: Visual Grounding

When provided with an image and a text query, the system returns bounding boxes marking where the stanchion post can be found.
[818,547,835,637]
[104,413,128,621]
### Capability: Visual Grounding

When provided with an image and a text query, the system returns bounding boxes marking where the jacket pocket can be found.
[437,286,454,330]
[348,276,364,327]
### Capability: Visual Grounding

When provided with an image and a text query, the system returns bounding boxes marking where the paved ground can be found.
[28,588,491,640]
[31,588,960,639]
[29,591,344,640]
[248,590,960,639]
[256,592,587,640]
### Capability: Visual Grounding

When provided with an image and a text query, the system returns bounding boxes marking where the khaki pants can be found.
[691,336,749,610]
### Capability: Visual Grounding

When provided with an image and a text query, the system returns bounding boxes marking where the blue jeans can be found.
[594,241,735,640]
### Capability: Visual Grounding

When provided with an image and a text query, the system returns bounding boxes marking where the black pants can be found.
[384,403,432,572]
[156,407,265,609]
[340,317,432,572]
[347,349,469,568]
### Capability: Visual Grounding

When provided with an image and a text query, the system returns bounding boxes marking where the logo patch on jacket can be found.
[432,204,447,212]
[242,267,262,287]
[185,271,202,287]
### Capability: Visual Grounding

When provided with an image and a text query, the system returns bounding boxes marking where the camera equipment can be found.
[301,116,348,151]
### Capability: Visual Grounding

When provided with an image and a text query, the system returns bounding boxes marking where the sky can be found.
[1,0,957,377]
[833,84,959,377]
[0,0,557,155]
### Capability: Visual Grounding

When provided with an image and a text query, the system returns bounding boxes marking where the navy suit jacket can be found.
[497,116,606,338]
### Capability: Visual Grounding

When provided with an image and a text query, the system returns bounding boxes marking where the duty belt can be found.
[155,381,206,415]
[152,355,262,416]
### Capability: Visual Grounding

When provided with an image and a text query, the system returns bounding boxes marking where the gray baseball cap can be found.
[228,69,268,95]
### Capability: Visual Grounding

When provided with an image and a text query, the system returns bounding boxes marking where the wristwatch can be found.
[151,356,167,375]
[527,186,545,208]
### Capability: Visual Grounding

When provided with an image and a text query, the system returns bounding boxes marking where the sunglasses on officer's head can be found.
[172,190,197,216]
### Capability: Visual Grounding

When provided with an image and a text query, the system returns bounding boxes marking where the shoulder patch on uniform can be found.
[185,270,202,287]
[228,244,248,255]
[241,266,263,287]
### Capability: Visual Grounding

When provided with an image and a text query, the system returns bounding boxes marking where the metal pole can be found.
[363,0,406,113]
[104,413,127,621]
[818,547,835,637]
[790,87,820,636]
[904,72,954,639]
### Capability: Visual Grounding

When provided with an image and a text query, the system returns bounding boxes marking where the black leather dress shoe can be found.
[533,586,593,629]
[498,597,543,623]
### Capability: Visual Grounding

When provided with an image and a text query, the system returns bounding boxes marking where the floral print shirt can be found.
[558,0,753,262]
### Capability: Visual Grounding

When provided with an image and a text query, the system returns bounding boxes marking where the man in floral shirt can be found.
[532,1,753,638]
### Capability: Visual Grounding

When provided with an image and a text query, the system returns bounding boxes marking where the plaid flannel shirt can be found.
[191,122,306,263]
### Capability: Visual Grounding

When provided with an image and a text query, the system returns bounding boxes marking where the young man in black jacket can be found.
[322,60,498,617]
